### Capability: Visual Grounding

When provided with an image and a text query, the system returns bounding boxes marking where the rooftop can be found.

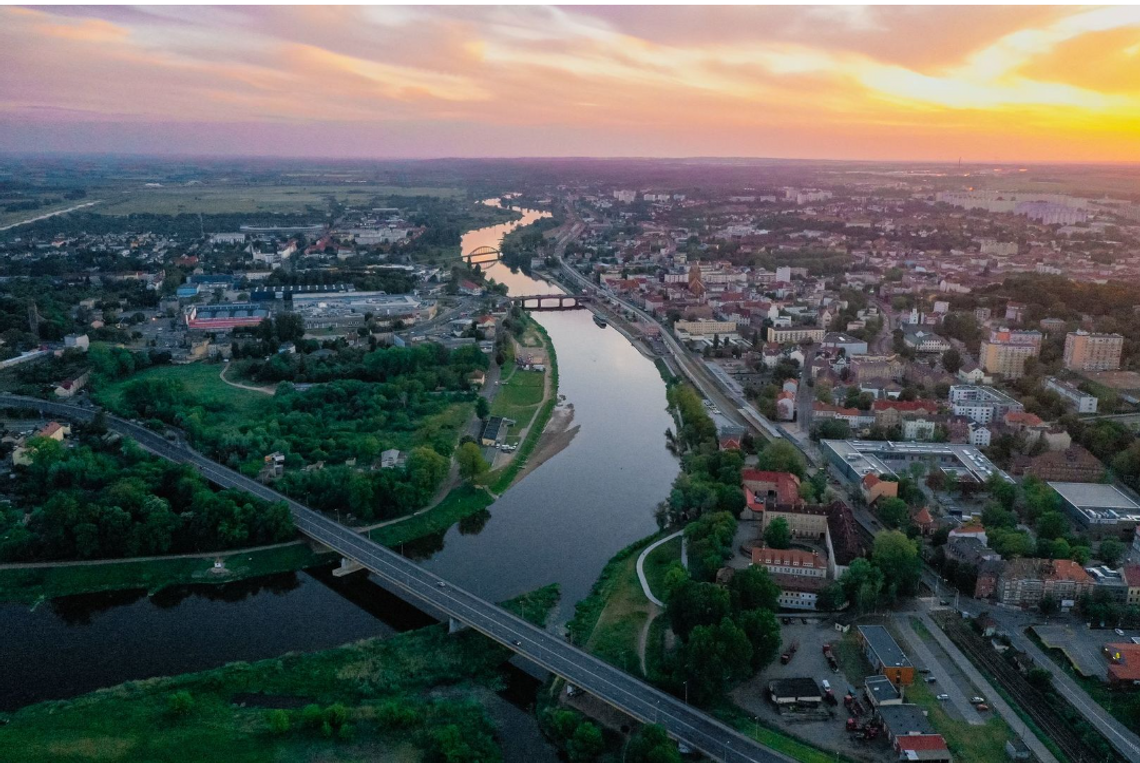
[865,674,901,704]
[1049,481,1140,525]
[822,439,1013,484]
[858,624,912,669]
[878,703,934,736]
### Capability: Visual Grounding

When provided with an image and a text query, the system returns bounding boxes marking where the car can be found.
[801,618,809,624]
[437,581,446,588]
[781,617,792,625]
[918,668,931,674]
[925,676,937,683]
[970,696,985,704]
[513,640,522,646]
[936,694,949,701]
[1116,628,1125,636]
[976,703,989,712]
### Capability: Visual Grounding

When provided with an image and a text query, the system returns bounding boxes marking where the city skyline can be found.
[2,5,1140,162]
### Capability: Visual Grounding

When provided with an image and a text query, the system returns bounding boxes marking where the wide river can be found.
[0,200,679,714]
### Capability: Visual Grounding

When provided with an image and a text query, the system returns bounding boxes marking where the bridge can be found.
[463,245,501,262]
[0,394,789,763]
[511,293,590,311]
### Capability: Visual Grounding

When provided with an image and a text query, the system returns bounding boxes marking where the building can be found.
[742,470,801,509]
[767,326,825,345]
[822,332,869,356]
[873,400,939,429]
[54,370,90,398]
[185,303,269,331]
[63,334,90,352]
[674,319,738,337]
[1010,445,1105,483]
[1124,566,1140,608]
[979,329,1042,379]
[949,385,1024,425]
[750,547,827,578]
[822,439,1012,487]
[379,449,405,469]
[769,574,829,610]
[997,558,1095,609]
[292,292,426,330]
[864,675,902,708]
[1063,331,1123,372]
[1049,482,1140,539]
[768,678,822,706]
[861,473,899,505]
[480,417,509,447]
[1045,377,1098,414]
[857,625,914,685]
[902,326,951,353]
[894,735,952,763]
[1103,642,1140,686]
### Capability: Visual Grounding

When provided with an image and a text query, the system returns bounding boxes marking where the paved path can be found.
[1006,625,1140,762]
[0,200,101,231]
[892,615,983,725]
[918,611,1060,763]
[637,530,683,606]
[3,394,793,763]
[219,362,276,395]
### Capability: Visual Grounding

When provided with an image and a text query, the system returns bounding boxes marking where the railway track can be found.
[938,614,1122,763]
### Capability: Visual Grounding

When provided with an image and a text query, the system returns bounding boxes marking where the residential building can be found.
[872,399,939,429]
[948,522,987,547]
[949,385,1024,425]
[1010,445,1105,482]
[750,547,826,578]
[742,470,801,508]
[1123,566,1140,608]
[54,370,90,398]
[821,332,868,356]
[1045,377,1098,414]
[997,558,1095,609]
[480,416,509,447]
[980,329,1042,379]
[1103,642,1140,686]
[902,326,951,353]
[63,333,90,351]
[1063,331,1123,372]
[857,625,914,685]
[674,319,738,337]
[767,326,825,344]
[861,473,899,505]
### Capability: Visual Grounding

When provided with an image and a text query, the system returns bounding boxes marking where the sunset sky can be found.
[3,5,1140,162]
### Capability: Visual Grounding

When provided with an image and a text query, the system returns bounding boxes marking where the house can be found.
[750,546,826,578]
[259,451,286,482]
[912,507,935,536]
[458,279,484,297]
[1123,565,1140,608]
[480,416,509,447]
[775,390,796,421]
[1103,642,1140,686]
[861,474,899,505]
[742,470,802,511]
[54,370,90,398]
[872,399,939,429]
[997,558,1095,609]
[12,422,71,466]
[948,522,987,547]
[380,449,405,469]
[63,334,90,352]
[894,735,952,763]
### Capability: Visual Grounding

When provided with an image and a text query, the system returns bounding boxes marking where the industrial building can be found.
[822,439,1012,486]
[857,625,914,685]
[185,303,269,331]
[1049,482,1140,539]
[291,292,428,330]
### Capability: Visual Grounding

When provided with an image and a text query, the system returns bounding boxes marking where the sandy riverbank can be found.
[513,398,579,484]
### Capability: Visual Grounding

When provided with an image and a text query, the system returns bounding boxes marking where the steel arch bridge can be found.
[463,246,501,261]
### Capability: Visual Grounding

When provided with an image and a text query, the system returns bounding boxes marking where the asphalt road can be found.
[0,394,793,763]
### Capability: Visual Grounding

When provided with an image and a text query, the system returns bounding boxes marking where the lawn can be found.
[369,485,494,548]
[905,677,1015,763]
[93,184,462,216]
[642,536,682,603]
[584,542,656,678]
[0,588,557,763]
[0,543,329,604]
[489,368,545,428]
[95,361,266,419]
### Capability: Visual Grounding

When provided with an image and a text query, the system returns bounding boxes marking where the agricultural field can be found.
[92,184,463,216]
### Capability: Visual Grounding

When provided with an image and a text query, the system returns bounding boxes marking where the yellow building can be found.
[980,329,1041,379]
[767,326,825,345]
[675,319,738,336]
[1063,331,1123,372]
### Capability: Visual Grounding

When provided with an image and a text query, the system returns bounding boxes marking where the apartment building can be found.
[767,326,825,344]
[997,558,1094,609]
[750,547,827,578]
[1045,377,1099,414]
[1063,331,1123,372]
[949,385,1025,425]
[979,328,1042,379]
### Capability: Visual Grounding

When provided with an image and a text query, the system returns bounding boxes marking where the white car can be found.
[936,694,949,701]
[970,696,985,704]
[1115,628,1125,636]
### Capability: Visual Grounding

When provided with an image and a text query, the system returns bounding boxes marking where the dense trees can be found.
[457,442,489,484]
[0,434,293,562]
[763,517,791,549]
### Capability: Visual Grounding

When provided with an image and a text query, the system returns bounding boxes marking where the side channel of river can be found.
[0,199,679,719]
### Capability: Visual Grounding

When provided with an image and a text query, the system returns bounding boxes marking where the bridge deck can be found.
[0,394,788,763]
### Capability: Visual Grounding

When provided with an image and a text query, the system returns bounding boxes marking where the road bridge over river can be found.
[0,394,790,763]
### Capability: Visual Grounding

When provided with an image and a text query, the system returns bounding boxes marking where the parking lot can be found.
[731,620,893,763]
[1031,623,1137,679]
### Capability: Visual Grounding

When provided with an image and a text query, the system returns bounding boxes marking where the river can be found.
[0,199,679,716]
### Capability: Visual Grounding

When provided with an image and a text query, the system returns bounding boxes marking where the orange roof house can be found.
[860,473,898,505]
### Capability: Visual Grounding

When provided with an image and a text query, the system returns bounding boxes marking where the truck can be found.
[780,640,799,665]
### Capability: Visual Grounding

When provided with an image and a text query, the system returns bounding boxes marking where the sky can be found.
[2,4,1140,162]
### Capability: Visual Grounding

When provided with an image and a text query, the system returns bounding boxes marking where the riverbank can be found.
[0,586,562,762]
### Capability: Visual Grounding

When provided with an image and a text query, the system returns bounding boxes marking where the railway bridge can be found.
[511,293,590,311]
[0,394,789,763]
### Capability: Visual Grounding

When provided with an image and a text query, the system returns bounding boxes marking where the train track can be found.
[938,614,1122,763]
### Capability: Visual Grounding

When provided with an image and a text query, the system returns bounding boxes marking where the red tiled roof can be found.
[38,422,63,438]
[862,473,881,488]
[1122,565,1140,588]
[742,470,801,507]
[895,735,949,752]
[913,507,934,526]
[1105,643,1140,682]
[1048,559,1092,584]
[751,546,824,570]
[872,399,938,413]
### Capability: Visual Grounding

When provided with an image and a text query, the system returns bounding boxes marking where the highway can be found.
[0,394,791,763]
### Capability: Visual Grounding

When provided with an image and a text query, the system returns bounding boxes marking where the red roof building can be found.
[894,734,951,762]
[1104,642,1140,685]
[742,470,801,509]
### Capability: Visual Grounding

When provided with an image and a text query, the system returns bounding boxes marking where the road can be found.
[0,394,792,763]
[891,614,984,726]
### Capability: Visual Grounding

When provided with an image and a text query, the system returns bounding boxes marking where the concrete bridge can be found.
[0,394,790,763]
[511,293,590,311]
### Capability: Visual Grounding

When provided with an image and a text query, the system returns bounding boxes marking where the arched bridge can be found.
[0,394,790,763]
[511,293,591,311]
[463,245,501,262]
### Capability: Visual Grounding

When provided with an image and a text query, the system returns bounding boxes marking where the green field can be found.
[92,184,462,216]
[490,367,545,428]
[96,361,265,417]
[0,593,555,763]
[369,486,495,548]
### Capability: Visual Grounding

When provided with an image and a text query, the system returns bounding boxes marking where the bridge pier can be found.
[448,616,467,634]
[332,557,366,577]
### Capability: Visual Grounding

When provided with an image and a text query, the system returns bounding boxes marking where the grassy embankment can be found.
[0,586,560,763]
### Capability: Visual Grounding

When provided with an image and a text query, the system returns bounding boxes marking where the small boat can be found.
[593,314,608,328]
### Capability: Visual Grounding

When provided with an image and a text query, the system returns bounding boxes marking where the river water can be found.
[0,199,678,713]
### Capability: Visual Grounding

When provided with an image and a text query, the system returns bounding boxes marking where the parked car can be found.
[1115,628,1125,636]
[925,676,937,683]
[976,703,989,712]
[936,694,949,701]
[970,696,985,704]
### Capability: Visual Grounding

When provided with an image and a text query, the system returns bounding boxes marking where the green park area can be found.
[490,364,545,431]
[0,587,559,763]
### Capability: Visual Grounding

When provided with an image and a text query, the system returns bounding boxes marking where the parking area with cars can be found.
[1031,622,1139,679]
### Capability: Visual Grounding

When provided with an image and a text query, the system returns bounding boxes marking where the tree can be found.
[626,724,682,763]
[1100,538,1127,567]
[668,579,732,640]
[872,531,921,600]
[754,441,806,479]
[941,348,963,374]
[876,497,910,530]
[1026,667,1053,691]
[167,690,195,717]
[1036,511,1069,541]
[838,558,885,614]
[763,517,792,549]
[268,709,291,735]
[567,721,605,762]
[678,618,752,704]
[729,565,781,613]
[737,607,782,671]
[456,442,489,484]
[475,396,490,420]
